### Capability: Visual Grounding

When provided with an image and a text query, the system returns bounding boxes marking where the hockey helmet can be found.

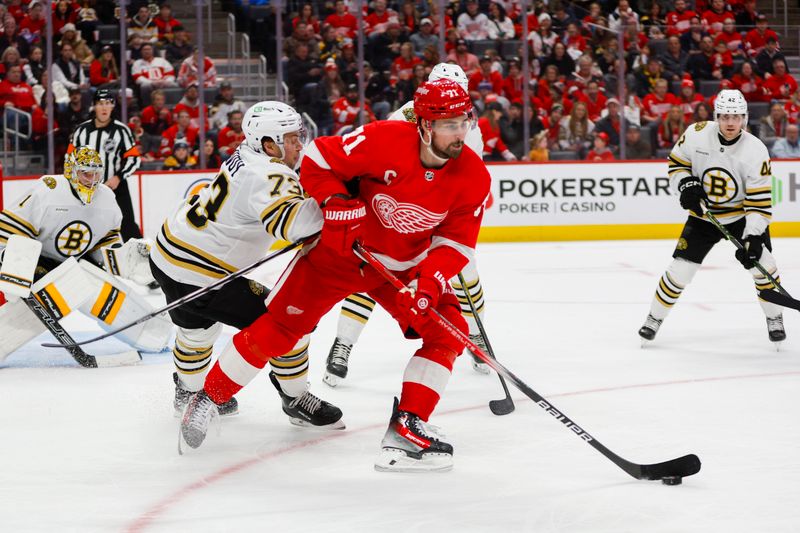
[413,78,473,123]
[429,62,469,92]
[714,89,748,127]
[64,147,104,204]
[242,101,306,158]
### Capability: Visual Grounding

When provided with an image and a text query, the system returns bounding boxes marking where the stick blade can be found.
[93,350,142,367]
[489,398,515,416]
[758,289,800,311]
[637,453,701,480]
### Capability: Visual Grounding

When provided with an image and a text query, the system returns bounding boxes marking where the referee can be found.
[68,89,142,240]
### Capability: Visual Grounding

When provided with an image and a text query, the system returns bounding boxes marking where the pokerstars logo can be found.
[774,173,800,205]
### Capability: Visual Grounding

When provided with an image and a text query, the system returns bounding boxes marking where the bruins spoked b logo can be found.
[56,221,92,257]
[701,167,739,205]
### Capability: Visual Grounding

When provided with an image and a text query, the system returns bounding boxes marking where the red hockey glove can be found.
[320,195,367,256]
[397,271,448,317]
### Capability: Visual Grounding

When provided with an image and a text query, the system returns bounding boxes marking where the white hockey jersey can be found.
[151,144,323,287]
[388,100,485,157]
[667,120,772,236]
[0,175,122,264]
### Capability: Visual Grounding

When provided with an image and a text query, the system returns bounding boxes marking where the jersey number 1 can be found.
[342,126,366,156]
[187,172,230,229]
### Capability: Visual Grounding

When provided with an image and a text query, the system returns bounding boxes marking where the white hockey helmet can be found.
[714,89,748,127]
[429,62,469,93]
[242,101,306,158]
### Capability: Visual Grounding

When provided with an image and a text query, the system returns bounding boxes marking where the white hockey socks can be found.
[649,258,700,320]
[336,292,376,345]
[173,323,223,392]
[751,249,783,319]
[268,335,311,398]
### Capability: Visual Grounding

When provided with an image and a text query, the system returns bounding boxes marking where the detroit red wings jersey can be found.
[301,120,490,270]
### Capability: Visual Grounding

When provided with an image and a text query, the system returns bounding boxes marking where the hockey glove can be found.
[677,176,708,217]
[397,272,447,317]
[735,234,765,270]
[320,195,367,256]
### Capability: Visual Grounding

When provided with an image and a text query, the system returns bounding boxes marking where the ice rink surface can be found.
[2,238,799,533]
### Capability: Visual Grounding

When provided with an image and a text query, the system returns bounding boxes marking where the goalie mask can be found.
[64,147,104,204]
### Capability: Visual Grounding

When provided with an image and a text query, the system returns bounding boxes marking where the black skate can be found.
[374,397,453,473]
[269,372,345,429]
[638,314,663,345]
[468,334,490,374]
[767,315,786,348]
[173,372,238,417]
[179,390,220,453]
[323,338,352,387]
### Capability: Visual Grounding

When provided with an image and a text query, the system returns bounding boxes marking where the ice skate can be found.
[375,398,453,473]
[173,372,238,417]
[269,372,345,429]
[638,314,663,346]
[179,390,220,453]
[767,315,786,350]
[323,338,352,387]
[468,334,490,374]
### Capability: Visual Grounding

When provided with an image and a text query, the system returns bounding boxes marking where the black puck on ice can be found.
[661,476,682,485]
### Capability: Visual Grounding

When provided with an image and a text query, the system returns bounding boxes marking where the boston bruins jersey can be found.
[0,175,121,264]
[151,144,323,287]
[388,100,485,157]
[668,120,772,236]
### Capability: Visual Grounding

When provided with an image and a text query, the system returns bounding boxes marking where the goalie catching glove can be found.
[102,238,156,285]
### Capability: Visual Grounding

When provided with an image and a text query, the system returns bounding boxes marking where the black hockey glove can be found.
[677,176,708,217]
[735,234,765,270]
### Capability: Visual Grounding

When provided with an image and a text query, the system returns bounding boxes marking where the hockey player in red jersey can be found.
[181,78,491,472]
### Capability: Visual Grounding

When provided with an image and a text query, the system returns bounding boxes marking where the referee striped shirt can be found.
[67,119,141,184]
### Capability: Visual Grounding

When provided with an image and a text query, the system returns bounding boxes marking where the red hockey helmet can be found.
[413,78,473,122]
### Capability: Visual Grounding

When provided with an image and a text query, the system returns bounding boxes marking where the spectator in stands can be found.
[287,43,322,98]
[469,55,503,100]
[691,101,712,123]
[642,78,679,124]
[528,130,549,161]
[89,45,119,88]
[59,23,94,66]
[0,14,30,59]
[744,15,777,58]
[586,131,614,161]
[53,0,78,36]
[332,83,376,134]
[336,41,358,84]
[623,124,653,159]
[763,58,798,100]
[23,45,45,86]
[285,22,320,61]
[370,22,407,72]
[633,57,666,98]
[479,101,516,160]
[33,69,68,110]
[714,19,744,58]
[127,34,145,65]
[325,0,357,39]
[563,23,587,61]
[678,79,705,122]
[770,124,800,158]
[528,13,558,58]
[178,48,217,88]
[52,43,89,94]
[596,36,620,75]
[294,3,321,37]
[363,62,394,118]
[0,46,22,80]
[140,89,172,157]
[162,138,197,170]
[500,101,544,159]
[4,0,20,24]
[411,17,438,56]
[173,83,209,130]
[166,25,193,64]
[447,38,479,77]
[420,44,440,71]
[594,98,623,147]
[731,61,768,102]
[660,35,689,81]
[609,0,638,34]
[318,24,342,63]
[392,42,422,85]
[19,0,45,45]
[736,0,759,31]
[202,138,223,169]
[666,0,696,36]
[760,102,789,145]
[458,0,490,41]
[686,35,716,80]
[544,103,564,149]
[366,0,398,40]
[578,80,607,122]
[559,100,594,154]
[56,87,89,150]
[217,109,244,159]
[570,54,603,91]
[784,87,800,123]
[399,0,421,34]
[160,109,198,158]
[487,2,514,40]
[542,42,575,78]
[658,105,686,147]
[76,4,99,47]
[154,3,182,44]
[132,42,177,104]
[502,58,523,102]
[128,5,158,44]
[209,81,246,131]
[0,63,35,132]
[640,2,666,35]
[755,38,785,78]
[397,62,426,103]
[702,0,729,35]
[679,16,707,55]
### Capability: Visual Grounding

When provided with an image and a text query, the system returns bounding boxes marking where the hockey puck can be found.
[661,476,682,486]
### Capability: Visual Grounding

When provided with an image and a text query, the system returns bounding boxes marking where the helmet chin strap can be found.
[418,122,448,165]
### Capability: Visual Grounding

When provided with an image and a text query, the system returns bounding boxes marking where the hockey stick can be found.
[703,211,799,309]
[41,234,316,349]
[23,295,141,368]
[457,272,514,416]
[355,242,701,481]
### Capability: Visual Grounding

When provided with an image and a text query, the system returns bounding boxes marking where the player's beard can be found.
[433,138,464,159]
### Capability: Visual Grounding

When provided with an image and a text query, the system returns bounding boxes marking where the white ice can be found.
[1,239,799,533]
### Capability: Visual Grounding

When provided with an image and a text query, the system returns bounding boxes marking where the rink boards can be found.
[2,159,799,242]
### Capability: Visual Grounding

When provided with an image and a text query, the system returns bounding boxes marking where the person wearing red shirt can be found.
[714,19,744,56]
[0,65,36,111]
[731,61,768,102]
[89,45,118,86]
[173,83,210,129]
[153,3,182,43]
[217,109,245,158]
[677,79,706,122]
[744,15,780,57]
[468,56,503,100]
[325,0,357,39]
[642,79,679,123]
[19,1,46,44]
[332,84,377,134]
[293,4,321,36]
[701,0,729,35]
[140,89,173,157]
[784,89,800,124]
[182,80,492,474]
[502,58,524,102]
[391,43,422,85]
[763,58,797,99]
[564,23,587,56]
[159,109,199,158]
[479,101,517,160]
[586,132,615,161]
[665,0,696,36]
[576,80,607,122]
[710,40,734,79]
[53,0,80,37]
[447,38,480,77]
[365,0,397,37]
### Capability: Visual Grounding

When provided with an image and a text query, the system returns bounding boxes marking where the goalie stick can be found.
[457,272,514,416]
[23,295,140,368]
[355,242,701,481]
[41,234,316,349]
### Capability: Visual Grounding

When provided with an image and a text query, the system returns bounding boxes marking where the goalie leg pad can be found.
[78,260,173,352]
[0,235,42,297]
[174,322,223,392]
[0,296,47,361]
[30,257,94,320]
[268,334,311,398]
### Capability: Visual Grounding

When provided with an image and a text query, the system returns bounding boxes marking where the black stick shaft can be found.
[24,295,97,367]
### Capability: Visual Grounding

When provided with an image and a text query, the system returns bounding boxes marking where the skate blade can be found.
[174,407,239,418]
[374,448,453,473]
[322,371,342,388]
[773,341,783,352]
[177,409,221,455]
[288,417,346,430]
